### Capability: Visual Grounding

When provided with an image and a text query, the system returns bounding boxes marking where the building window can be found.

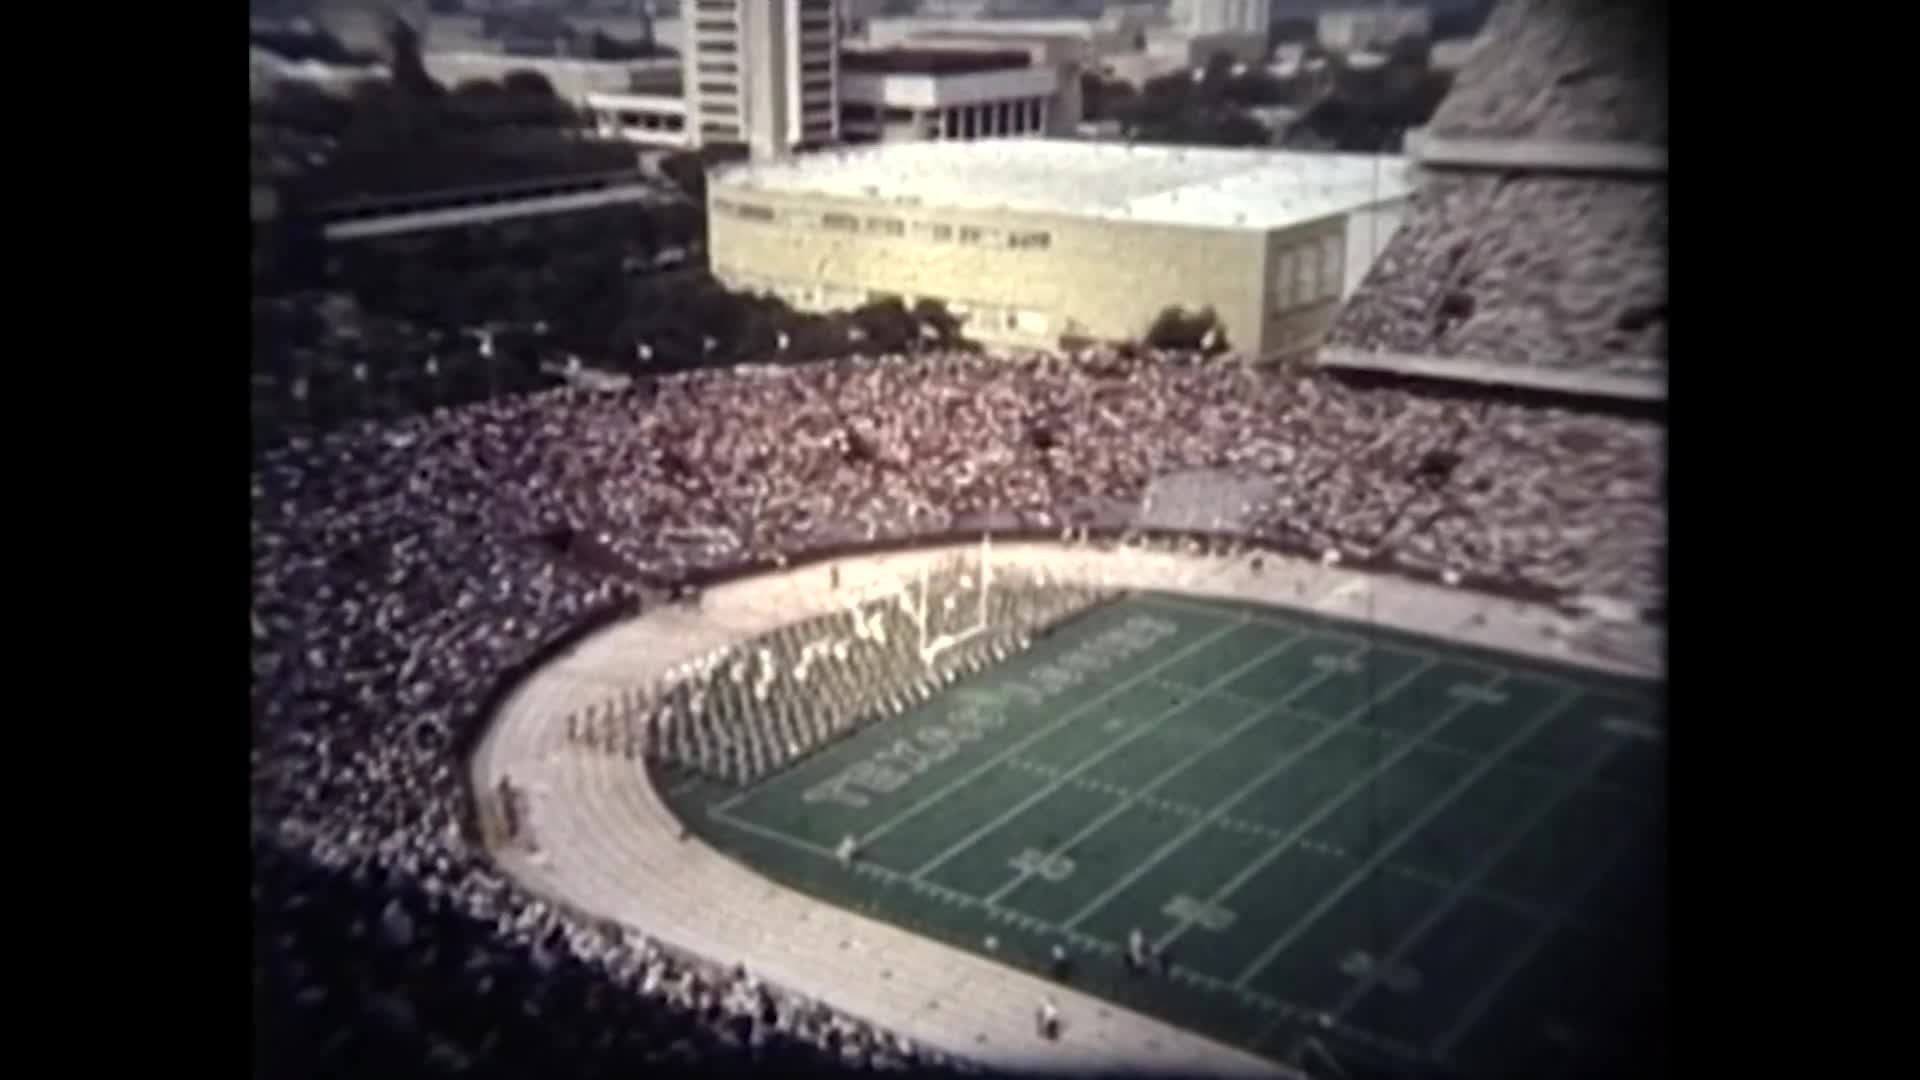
[801,59,833,77]
[1011,309,1050,335]
[1320,235,1344,299]
[957,227,983,244]
[1290,249,1313,307]
[1008,231,1051,250]
[1271,252,1294,309]
[697,41,738,54]
[735,204,775,222]
[866,217,904,236]
[698,82,737,96]
[695,20,734,33]
[822,213,859,232]
[803,78,833,95]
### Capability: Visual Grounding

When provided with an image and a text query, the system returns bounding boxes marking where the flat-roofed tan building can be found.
[706,139,1410,357]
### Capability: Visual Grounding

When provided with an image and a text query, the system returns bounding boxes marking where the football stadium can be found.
[477,539,1660,1078]
[251,1,1666,1077]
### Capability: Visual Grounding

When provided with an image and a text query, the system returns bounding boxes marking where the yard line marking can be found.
[1152,677,1652,808]
[981,634,1321,903]
[1329,727,1632,1021]
[709,804,844,860]
[1133,593,1362,650]
[700,800,1428,1066]
[854,614,1249,849]
[1229,688,1580,989]
[1132,592,1574,690]
[910,629,1306,881]
[1063,654,1439,933]
[1430,824,1638,1063]
[710,804,1135,962]
[1155,671,1505,955]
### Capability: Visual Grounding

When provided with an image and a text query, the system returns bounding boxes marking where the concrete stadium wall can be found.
[706,183,1353,355]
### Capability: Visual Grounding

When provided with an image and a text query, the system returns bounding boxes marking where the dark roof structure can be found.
[840,47,1034,76]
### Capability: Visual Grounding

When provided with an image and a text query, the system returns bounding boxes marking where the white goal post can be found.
[919,533,992,666]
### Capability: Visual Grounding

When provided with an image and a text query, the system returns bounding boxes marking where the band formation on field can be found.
[631,566,1663,1080]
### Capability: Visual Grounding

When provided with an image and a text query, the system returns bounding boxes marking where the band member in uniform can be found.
[1036,997,1060,1040]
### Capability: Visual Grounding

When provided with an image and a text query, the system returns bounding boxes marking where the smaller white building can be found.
[1171,0,1273,36]
[1316,6,1432,54]
[839,47,1071,143]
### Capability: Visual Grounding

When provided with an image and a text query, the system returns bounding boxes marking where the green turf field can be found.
[660,591,1666,1080]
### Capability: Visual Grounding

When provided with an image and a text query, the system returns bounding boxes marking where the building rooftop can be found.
[715,140,1411,230]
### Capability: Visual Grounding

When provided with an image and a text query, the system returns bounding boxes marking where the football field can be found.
[660,591,1666,1079]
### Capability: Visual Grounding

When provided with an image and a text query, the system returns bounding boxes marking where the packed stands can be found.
[1327,0,1667,390]
[252,341,1662,1075]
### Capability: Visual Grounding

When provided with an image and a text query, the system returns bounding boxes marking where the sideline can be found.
[472,540,1661,1075]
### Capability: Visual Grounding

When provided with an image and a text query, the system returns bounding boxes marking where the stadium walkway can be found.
[472,543,1659,1076]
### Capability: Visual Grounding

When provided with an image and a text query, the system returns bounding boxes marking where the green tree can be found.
[850,297,917,354]
[910,299,967,349]
[1145,306,1226,352]
[1202,51,1237,88]
[386,17,439,99]
[1080,71,1138,122]
[501,69,558,99]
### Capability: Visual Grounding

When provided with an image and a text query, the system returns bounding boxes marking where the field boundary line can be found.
[910,627,1304,881]
[1063,652,1436,933]
[854,612,1250,849]
[705,802,1428,1067]
[710,799,1428,1060]
[1229,687,1580,989]
[1136,591,1595,691]
[1132,593,1366,652]
[1156,671,1506,954]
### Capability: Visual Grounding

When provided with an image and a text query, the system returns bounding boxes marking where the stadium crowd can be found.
[1425,0,1668,146]
[1326,174,1666,377]
[1329,0,1666,381]
[256,832,943,1077]
[253,343,1661,1075]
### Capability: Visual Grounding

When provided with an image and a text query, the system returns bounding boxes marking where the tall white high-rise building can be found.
[1170,0,1272,36]
[684,0,839,161]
